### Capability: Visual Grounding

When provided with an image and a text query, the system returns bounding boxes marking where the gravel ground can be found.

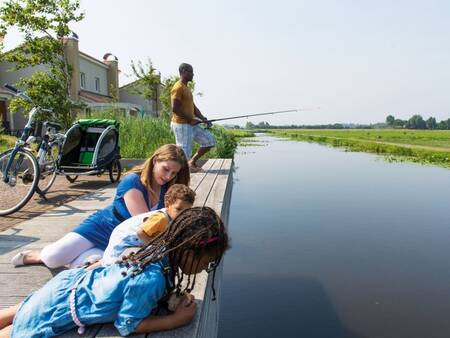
[0,174,112,232]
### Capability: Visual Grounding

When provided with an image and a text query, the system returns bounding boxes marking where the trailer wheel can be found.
[109,159,121,183]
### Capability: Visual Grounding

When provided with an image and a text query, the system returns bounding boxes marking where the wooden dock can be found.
[0,158,233,338]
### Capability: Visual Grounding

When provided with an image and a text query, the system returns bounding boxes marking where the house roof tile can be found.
[79,90,112,103]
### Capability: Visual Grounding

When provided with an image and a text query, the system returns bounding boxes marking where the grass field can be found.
[226,129,256,139]
[269,129,450,168]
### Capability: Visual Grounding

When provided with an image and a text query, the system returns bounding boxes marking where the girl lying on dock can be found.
[0,207,229,338]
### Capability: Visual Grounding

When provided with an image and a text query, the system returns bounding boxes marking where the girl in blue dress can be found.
[0,207,229,337]
[12,144,190,268]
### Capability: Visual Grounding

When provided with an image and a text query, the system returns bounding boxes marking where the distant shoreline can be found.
[268,128,450,168]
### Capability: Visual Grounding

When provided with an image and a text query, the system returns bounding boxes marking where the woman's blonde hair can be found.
[128,144,190,202]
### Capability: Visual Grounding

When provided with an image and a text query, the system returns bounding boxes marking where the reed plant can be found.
[119,116,175,159]
[88,111,239,159]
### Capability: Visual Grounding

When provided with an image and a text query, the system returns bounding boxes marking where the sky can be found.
[3,0,450,126]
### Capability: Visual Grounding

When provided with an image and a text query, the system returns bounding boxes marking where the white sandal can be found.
[11,250,32,266]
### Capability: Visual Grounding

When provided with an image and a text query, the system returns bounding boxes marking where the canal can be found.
[218,135,450,338]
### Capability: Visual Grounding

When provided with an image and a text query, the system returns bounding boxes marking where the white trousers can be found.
[40,232,104,268]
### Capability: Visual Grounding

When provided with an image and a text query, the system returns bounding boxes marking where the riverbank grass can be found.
[227,129,268,146]
[270,129,450,168]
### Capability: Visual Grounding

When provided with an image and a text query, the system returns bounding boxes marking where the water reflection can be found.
[219,135,450,338]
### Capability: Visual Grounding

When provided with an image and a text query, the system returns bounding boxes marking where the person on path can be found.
[0,207,229,338]
[11,144,190,269]
[170,63,216,171]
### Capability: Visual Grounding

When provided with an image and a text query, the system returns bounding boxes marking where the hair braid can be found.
[120,207,229,295]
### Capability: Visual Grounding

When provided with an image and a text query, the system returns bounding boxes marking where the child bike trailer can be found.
[59,119,121,183]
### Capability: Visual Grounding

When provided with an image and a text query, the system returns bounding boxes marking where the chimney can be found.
[103,53,119,100]
[62,32,80,100]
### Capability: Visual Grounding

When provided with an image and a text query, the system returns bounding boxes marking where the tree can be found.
[159,75,179,119]
[386,115,395,127]
[245,121,255,129]
[257,121,270,128]
[129,59,161,116]
[436,120,446,130]
[393,119,405,128]
[0,0,84,127]
[425,117,437,130]
[406,115,426,129]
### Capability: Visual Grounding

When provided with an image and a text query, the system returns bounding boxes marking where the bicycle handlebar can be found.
[4,83,33,103]
[4,84,55,114]
[4,83,18,93]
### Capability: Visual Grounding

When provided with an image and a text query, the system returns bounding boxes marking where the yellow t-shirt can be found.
[171,80,194,124]
[140,211,170,237]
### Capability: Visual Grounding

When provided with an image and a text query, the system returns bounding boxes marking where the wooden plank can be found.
[0,264,64,308]
[189,159,215,191]
[194,159,232,338]
[196,264,224,338]
[194,159,225,207]
[204,160,232,208]
[205,159,234,224]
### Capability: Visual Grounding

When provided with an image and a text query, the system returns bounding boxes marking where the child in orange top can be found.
[102,184,195,265]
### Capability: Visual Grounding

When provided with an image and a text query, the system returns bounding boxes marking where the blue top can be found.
[72,173,168,250]
[12,262,168,337]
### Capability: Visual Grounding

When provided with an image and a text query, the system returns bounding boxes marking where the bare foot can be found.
[188,161,203,173]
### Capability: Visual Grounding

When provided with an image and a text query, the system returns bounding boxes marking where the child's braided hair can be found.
[120,206,229,299]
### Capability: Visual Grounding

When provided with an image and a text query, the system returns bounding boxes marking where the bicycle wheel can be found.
[0,148,40,216]
[37,144,58,194]
[109,159,122,183]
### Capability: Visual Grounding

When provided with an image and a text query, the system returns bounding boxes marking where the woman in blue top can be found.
[0,207,230,337]
[12,144,190,268]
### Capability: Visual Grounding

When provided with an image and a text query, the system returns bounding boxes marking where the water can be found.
[218,135,450,338]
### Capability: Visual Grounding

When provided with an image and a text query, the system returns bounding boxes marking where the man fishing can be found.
[170,63,215,172]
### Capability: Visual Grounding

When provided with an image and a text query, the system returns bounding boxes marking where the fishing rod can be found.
[198,107,320,124]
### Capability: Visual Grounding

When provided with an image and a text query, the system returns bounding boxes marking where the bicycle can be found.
[0,84,55,216]
[34,121,66,195]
